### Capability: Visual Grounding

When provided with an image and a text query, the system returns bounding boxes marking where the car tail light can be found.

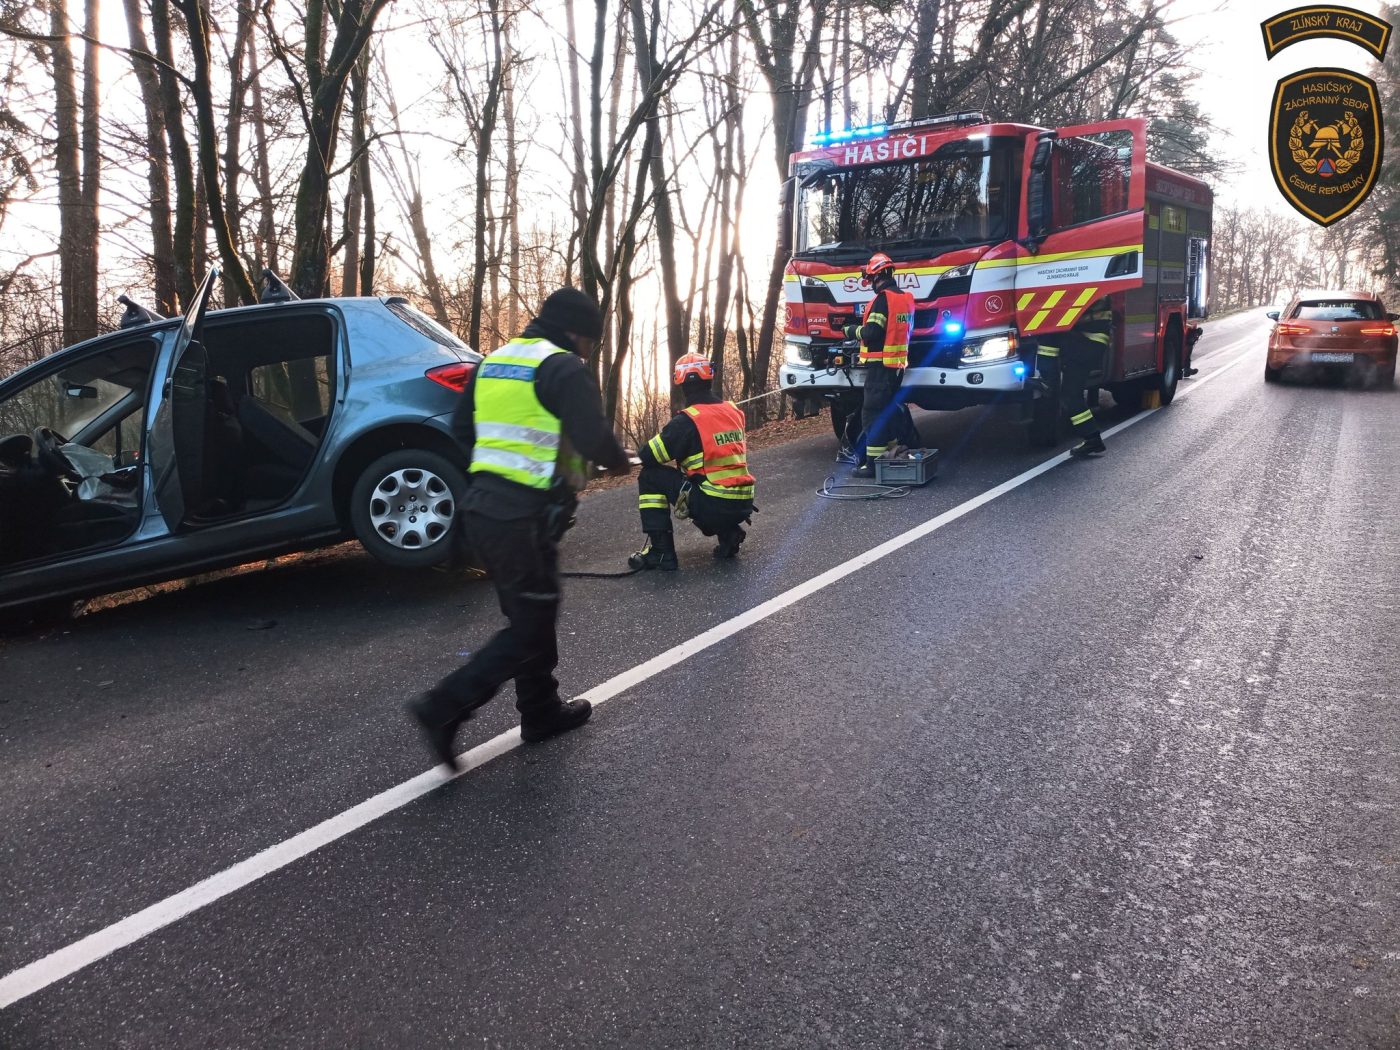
[426,362,476,391]
[1275,323,1311,335]
[1360,324,1396,336]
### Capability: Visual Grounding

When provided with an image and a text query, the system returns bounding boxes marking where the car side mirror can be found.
[1389,312,1399,321]
[66,384,99,399]
[1265,310,1280,321]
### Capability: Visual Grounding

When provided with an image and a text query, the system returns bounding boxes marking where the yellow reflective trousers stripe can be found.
[1071,410,1095,426]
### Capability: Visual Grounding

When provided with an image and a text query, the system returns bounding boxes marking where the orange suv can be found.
[1265,291,1398,386]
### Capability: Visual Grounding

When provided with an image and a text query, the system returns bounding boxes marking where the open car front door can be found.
[149,266,219,530]
[1015,118,1146,344]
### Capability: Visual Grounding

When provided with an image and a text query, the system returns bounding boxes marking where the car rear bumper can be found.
[1269,344,1398,369]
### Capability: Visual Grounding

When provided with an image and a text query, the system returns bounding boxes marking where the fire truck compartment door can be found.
[1015,119,1146,343]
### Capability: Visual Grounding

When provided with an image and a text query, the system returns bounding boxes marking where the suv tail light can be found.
[1360,324,1396,336]
[1275,323,1311,335]
[426,362,476,391]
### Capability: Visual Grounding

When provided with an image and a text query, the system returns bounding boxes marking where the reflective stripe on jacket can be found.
[470,338,576,490]
[1038,299,1113,357]
[682,401,755,501]
[862,289,915,369]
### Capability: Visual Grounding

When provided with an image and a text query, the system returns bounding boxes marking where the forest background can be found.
[1,0,1397,443]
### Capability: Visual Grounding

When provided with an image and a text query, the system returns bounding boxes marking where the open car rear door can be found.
[1015,118,1146,343]
[149,266,219,530]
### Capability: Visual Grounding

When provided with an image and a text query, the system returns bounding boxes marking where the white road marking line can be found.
[0,341,1261,1011]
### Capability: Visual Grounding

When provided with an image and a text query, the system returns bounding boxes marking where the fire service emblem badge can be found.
[1270,67,1384,226]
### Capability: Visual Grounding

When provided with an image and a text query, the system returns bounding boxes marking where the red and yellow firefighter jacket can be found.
[860,287,916,369]
[640,395,755,502]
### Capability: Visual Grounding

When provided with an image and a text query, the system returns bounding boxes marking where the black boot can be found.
[851,461,876,479]
[628,533,678,571]
[1070,433,1107,458]
[405,694,468,772]
[521,698,593,743]
[714,526,746,560]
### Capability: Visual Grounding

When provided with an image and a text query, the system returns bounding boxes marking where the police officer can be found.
[628,353,755,571]
[1035,297,1111,458]
[407,288,631,771]
[845,253,915,478]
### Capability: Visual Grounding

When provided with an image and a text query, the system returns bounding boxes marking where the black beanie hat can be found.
[537,287,605,339]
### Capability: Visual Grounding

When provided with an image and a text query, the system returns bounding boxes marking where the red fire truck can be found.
[779,112,1213,445]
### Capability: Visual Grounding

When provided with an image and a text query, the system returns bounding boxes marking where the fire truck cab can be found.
[779,112,1213,445]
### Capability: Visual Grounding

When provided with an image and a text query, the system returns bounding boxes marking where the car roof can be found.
[0,296,448,388]
[1292,289,1383,302]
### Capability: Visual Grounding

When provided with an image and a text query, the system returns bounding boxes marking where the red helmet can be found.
[864,252,897,280]
[673,353,716,385]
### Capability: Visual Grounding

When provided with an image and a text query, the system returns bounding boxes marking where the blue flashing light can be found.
[808,122,890,148]
[1012,363,1028,380]
[944,321,964,336]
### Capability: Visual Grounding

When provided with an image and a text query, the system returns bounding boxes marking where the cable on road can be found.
[815,475,912,501]
[560,567,641,579]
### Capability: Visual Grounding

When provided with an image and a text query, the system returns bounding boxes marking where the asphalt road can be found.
[2,308,1398,1048]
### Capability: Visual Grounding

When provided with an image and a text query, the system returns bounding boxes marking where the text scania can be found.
[842,136,935,166]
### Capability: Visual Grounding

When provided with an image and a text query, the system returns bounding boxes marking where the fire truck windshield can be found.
[795,139,1013,258]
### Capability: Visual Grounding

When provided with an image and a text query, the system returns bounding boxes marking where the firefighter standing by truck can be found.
[844,253,916,478]
[1035,297,1111,458]
[629,354,755,571]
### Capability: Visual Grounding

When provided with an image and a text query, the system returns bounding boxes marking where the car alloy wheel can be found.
[367,466,455,550]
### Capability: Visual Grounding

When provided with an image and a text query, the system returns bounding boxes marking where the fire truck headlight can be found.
[785,340,813,365]
[961,334,1017,362]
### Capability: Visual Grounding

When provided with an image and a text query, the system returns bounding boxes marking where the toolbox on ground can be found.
[874,448,939,486]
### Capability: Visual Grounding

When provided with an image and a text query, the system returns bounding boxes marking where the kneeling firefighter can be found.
[1035,296,1112,458]
[629,354,755,571]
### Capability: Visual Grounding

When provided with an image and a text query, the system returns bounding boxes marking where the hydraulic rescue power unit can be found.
[779,112,1213,446]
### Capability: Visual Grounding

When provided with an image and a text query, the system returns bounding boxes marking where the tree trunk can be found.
[150,0,196,308]
[504,39,521,338]
[340,51,368,296]
[77,0,99,337]
[222,0,254,304]
[467,0,505,352]
[248,13,277,275]
[120,0,177,314]
[49,0,88,345]
[629,0,687,392]
[286,0,392,299]
[563,0,589,282]
[172,0,256,302]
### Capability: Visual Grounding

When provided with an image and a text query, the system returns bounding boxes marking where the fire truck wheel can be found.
[1157,327,1183,406]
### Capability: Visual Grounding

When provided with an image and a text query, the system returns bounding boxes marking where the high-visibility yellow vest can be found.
[469,338,578,490]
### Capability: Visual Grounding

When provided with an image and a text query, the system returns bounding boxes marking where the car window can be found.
[1292,300,1383,321]
[0,339,157,442]
[249,356,331,424]
[86,406,145,466]
[386,299,469,351]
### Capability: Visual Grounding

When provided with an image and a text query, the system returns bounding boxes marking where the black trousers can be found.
[1038,348,1100,439]
[860,365,904,460]
[422,510,562,725]
[637,463,750,538]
